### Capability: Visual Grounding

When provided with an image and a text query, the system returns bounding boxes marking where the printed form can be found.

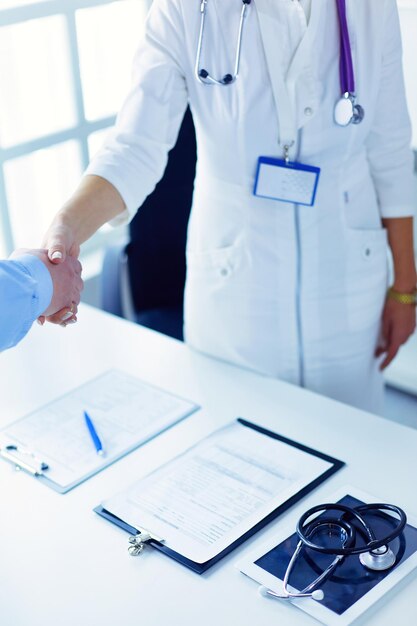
[0,370,198,491]
[103,421,333,563]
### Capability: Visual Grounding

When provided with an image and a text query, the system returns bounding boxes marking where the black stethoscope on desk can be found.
[259,502,407,602]
[195,0,364,127]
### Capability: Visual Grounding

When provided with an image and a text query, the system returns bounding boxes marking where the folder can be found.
[95,418,344,573]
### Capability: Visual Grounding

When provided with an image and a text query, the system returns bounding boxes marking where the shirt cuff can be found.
[83,166,136,226]
[379,204,416,219]
[15,254,54,317]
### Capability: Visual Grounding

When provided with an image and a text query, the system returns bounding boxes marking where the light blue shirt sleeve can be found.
[0,255,53,352]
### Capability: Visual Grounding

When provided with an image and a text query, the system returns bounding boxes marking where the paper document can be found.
[0,370,198,492]
[102,420,334,564]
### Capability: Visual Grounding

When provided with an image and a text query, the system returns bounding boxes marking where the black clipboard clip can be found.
[0,444,49,476]
[128,527,165,556]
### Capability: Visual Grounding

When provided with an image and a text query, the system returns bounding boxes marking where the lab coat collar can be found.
[255,0,321,139]
[210,0,242,70]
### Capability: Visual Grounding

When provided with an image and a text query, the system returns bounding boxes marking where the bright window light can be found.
[4,141,83,249]
[0,0,149,260]
[76,0,149,121]
[0,214,7,258]
[0,15,77,148]
[398,5,417,148]
[0,1,41,8]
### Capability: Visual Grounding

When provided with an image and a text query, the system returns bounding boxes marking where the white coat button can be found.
[304,107,313,116]
[364,247,371,258]
[220,267,229,277]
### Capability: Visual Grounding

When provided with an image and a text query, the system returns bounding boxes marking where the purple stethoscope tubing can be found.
[334,0,365,124]
[336,0,355,95]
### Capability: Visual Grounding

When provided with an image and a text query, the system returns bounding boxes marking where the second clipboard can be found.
[0,369,199,493]
[95,418,345,573]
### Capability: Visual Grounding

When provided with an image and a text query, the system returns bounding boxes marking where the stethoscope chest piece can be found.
[334,93,365,127]
[359,545,397,571]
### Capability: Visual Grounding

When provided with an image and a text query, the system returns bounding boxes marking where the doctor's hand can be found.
[40,221,81,325]
[42,222,80,265]
[375,297,416,370]
[10,248,83,326]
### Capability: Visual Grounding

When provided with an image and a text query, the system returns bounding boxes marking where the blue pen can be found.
[84,411,105,456]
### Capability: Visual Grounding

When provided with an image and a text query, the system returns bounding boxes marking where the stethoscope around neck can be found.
[259,502,407,603]
[195,0,364,127]
[195,0,251,86]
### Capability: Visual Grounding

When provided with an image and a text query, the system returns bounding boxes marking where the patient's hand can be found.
[40,220,82,325]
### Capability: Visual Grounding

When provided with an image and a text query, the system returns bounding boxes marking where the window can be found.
[398,0,417,150]
[1,1,416,262]
[0,0,150,260]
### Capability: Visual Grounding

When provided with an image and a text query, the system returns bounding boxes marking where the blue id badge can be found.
[253,157,321,206]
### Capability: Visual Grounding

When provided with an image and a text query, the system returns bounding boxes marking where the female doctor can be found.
[43,0,416,413]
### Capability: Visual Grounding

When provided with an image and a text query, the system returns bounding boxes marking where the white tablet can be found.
[237,487,417,626]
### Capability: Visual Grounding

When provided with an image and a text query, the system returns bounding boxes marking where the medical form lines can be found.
[214,445,294,482]
[100,420,339,566]
[127,443,295,547]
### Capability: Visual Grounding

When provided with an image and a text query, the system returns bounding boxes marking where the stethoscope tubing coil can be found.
[296,503,407,557]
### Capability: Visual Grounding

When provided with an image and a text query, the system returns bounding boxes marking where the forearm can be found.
[0,257,52,351]
[52,175,126,246]
[382,217,417,292]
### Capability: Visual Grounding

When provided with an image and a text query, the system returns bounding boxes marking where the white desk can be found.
[1,304,417,626]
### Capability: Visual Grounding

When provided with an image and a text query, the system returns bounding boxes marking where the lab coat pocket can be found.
[184,240,248,356]
[345,228,388,332]
[343,174,380,230]
[186,240,244,276]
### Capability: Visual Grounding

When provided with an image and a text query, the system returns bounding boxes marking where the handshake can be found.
[5,176,123,345]
[11,245,83,327]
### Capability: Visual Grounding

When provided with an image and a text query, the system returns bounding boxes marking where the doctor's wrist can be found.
[391,269,417,294]
[387,286,417,306]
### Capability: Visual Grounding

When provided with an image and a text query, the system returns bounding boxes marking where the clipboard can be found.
[95,418,345,573]
[0,370,199,493]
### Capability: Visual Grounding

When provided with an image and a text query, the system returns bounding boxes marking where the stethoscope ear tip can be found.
[312,590,325,601]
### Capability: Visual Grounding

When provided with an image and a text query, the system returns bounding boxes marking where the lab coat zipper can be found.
[294,129,305,387]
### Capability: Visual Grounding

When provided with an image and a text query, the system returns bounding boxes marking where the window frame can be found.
[0,0,128,257]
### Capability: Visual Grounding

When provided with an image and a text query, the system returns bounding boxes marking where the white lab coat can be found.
[87,0,415,413]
